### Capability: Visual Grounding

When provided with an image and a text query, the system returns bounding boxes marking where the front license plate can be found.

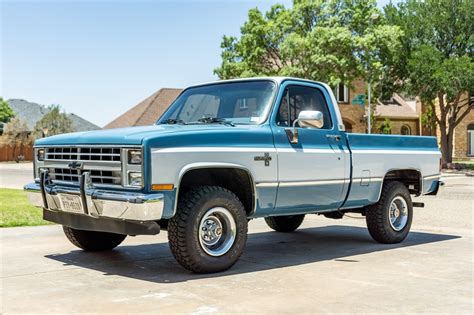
[59,194,84,213]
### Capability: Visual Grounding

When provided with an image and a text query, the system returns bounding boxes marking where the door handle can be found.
[326,134,341,141]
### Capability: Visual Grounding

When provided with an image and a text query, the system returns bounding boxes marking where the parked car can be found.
[25,77,443,273]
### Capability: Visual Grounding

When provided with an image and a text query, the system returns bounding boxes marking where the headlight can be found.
[37,148,45,161]
[128,150,142,164]
[128,172,143,187]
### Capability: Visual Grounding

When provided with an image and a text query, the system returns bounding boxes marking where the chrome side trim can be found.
[352,149,441,155]
[352,177,384,182]
[153,147,277,153]
[256,179,347,188]
[279,179,346,187]
[255,182,279,188]
[258,178,386,188]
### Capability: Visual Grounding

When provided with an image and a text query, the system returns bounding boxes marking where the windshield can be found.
[157,80,276,125]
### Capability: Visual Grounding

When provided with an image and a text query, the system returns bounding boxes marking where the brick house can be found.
[334,80,420,136]
[105,82,473,160]
[447,106,474,160]
[332,81,473,160]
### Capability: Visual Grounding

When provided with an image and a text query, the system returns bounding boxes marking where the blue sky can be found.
[2,0,397,127]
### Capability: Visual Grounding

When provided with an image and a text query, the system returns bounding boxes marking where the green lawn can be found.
[453,160,474,165]
[0,188,52,227]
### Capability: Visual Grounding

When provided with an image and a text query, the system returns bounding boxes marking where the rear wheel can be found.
[265,215,305,232]
[365,181,413,244]
[168,186,248,273]
[63,226,126,251]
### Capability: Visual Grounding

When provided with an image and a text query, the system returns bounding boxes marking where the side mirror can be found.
[285,111,324,144]
[294,110,324,129]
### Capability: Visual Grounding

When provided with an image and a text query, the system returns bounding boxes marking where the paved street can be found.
[1,171,473,313]
[0,162,34,189]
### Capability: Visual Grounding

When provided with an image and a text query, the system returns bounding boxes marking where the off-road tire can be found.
[365,181,413,244]
[63,226,126,251]
[265,215,305,232]
[168,186,248,273]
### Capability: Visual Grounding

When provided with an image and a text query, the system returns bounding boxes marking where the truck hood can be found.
[34,124,262,146]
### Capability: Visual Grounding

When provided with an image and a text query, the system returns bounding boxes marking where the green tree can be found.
[379,117,393,134]
[0,98,15,124]
[35,105,73,137]
[215,0,403,89]
[3,117,30,142]
[384,0,474,163]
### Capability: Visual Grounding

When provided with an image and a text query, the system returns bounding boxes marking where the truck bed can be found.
[342,133,441,209]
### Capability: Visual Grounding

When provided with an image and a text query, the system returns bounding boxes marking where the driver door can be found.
[271,82,349,213]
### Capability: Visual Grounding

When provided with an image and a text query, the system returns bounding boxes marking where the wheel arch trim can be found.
[172,162,257,217]
[376,168,423,201]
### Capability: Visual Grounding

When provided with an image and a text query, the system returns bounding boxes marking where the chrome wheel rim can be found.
[198,207,236,257]
[389,196,408,231]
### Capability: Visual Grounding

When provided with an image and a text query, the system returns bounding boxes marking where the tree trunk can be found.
[436,94,456,165]
[439,122,451,164]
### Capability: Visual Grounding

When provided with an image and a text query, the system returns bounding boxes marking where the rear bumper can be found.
[24,170,164,234]
[426,180,444,196]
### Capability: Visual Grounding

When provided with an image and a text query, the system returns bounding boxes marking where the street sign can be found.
[352,94,366,106]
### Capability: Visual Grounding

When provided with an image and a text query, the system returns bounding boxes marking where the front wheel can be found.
[365,181,413,244]
[63,226,126,251]
[168,186,248,273]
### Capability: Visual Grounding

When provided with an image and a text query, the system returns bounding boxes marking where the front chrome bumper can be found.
[24,171,164,222]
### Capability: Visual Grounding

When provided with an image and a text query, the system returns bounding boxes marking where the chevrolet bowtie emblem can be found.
[254,152,272,166]
[68,161,83,170]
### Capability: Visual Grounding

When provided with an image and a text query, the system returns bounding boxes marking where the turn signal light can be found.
[151,184,174,191]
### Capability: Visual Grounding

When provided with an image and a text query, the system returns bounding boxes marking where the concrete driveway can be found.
[1,176,473,313]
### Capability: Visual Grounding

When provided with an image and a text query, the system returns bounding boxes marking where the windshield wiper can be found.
[160,118,187,125]
[196,117,235,127]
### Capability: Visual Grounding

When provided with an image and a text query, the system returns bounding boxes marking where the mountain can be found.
[6,99,100,132]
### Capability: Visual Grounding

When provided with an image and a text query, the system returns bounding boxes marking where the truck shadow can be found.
[45,225,459,283]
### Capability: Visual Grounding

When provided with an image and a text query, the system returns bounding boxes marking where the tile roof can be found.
[104,88,182,129]
[376,93,419,119]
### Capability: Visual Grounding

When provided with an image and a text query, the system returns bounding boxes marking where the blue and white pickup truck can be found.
[25,77,442,273]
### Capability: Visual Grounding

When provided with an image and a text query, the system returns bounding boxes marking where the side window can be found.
[276,85,332,129]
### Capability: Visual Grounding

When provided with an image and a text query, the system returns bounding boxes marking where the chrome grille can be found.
[45,147,121,162]
[49,168,122,185]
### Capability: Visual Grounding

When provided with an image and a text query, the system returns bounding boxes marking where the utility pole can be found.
[366,12,379,135]
[368,82,372,134]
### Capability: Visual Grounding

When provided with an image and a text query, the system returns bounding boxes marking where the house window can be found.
[468,123,474,156]
[334,84,349,103]
[238,98,249,110]
[401,125,411,135]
